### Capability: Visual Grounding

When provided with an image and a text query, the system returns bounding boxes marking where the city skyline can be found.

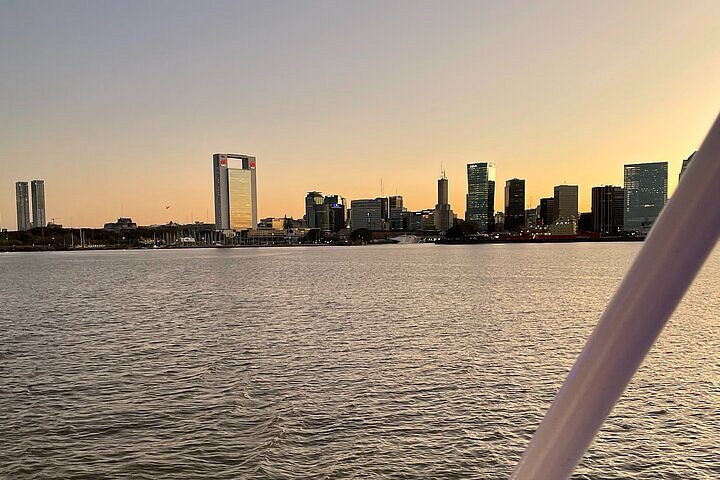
[1,1,719,228]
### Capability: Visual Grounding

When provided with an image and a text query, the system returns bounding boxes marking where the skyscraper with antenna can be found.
[434,168,455,233]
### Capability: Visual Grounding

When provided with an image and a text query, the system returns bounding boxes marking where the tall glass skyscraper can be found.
[623,162,668,234]
[504,178,525,232]
[15,181,30,231]
[31,180,46,228]
[591,185,623,236]
[213,153,258,231]
[465,162,496,232]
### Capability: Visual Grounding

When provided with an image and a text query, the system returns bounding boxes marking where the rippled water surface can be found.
[1,244,718,479]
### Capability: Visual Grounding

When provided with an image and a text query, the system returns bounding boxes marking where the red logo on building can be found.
[221,159,227,166]
[250,161,255,168]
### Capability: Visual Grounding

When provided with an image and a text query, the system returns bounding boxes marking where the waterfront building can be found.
[15,182,30,231]
[305,193,347,232]
[504,178,525,232]
[553,185,578,222]
[304,191,324,228]
[578,212,593,232]
[591,185,624,236]
[350,198,389,231]
[433,173,456,233]
[623,162,668,234]
[549,218,577,235]
[31,180,46,228]
[389,195,403,210]
[494,212,505,232]
[679,151,696,181]
[539,197,555,226]
[526,208,538,227]
[213,153,258,231]
[465,162,496,232]
[324,195,347,232]
[390,206,409,230]
[103,217,138,232]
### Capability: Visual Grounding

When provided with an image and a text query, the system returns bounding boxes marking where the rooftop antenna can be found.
[380,177,384,197]
[513,112,720,478]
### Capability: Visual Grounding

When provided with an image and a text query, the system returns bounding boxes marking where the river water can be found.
[1,244,718,479]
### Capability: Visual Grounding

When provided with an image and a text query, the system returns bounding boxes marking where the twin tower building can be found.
[15,180,46,231]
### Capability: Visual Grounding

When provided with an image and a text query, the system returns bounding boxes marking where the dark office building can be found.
[305,192,325,229]
[679,151,696,182]
[539,197,556,226]
[388,195,403,211]
[504,178,525,232]
[624,162,668,234]
[465,162,496,232]
[324,194,347,232]
[433,173,456,233]
[350,198,389,231]
[305,192,346,232]
[553,184,579,222]
[591,185,624,236]
[578,212,593,232]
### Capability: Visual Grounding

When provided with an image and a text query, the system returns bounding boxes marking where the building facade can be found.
[31,180,46,228]
[591,185,624,236]
[306,193,346,232]
[553,185,578,223]
[213,153,258,231]
[350,198,389,231]
[539,197,555,226]
[504,178,525,232]
[15,181,30,231]
[434,174,455,233]
[324,195,347,232]
[465,162,496,232]
[623,162,668,234]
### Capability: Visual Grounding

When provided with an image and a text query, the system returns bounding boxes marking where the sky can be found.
[1,0,719,228]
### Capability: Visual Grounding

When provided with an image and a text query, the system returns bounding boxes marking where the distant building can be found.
[525,207,538,227]
[388,195,403,210]
[539,197,555,226]
[679,151,696,181]
[465,162,496,232]
[624,162,668,234]
[504,178,525,232]
[15,181,30,231]
[104,217,138,231]
[213,153,258,231]
[324,195,347,233]
[304,191,324,228]
[494,212,505,232]
[553,185,578,222]
[433,173,456,233]
[549,218,577,235]
[305,192,347,232]
[31,180,46,228]
[350,198,389,231]
[591,185,624,236]
[578,212,593,232]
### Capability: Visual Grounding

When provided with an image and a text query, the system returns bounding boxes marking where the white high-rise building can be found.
[31,180,46,228]
[15,181,30,231]
[213,154,258,231]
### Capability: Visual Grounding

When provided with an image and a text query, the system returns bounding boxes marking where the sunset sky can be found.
[1,0,719,228]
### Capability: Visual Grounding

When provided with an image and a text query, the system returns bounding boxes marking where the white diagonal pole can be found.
[512,112,720,480]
